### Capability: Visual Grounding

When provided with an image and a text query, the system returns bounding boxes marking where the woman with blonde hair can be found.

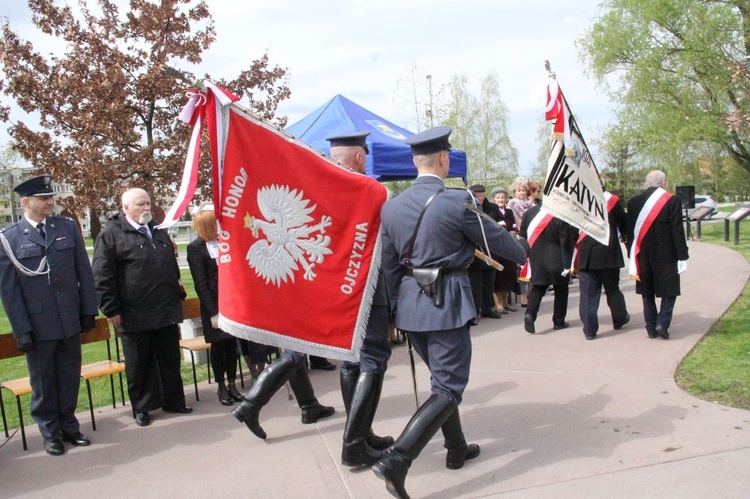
[187,208,242,405]
[507,179,535,307]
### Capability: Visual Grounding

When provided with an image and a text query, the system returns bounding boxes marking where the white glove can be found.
[211,314,219,329]
[677,260,688,274]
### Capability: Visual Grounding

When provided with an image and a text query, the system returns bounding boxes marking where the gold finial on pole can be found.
[163,65,205,90]
[545,59,556,79]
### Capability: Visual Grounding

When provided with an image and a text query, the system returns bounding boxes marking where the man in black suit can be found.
[577,190,630,340]
[520,203,577,333]
[93,188,191,427]
[626,171,689,339]
[0,175,98,456]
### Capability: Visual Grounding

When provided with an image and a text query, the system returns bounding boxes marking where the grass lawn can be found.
[674,217,750,410]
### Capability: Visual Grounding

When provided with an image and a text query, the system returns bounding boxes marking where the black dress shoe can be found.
[44,439,64,456]
[655,325,670,339]
[614,313,630,330]
[135,412,150,427]
[164,406,193,414]
[524,314,535,334]
[585,334,596,340]
[227,383,244,402]
[480,310,503,319]
[553,321,570,330]
[446,442,481,470]
[300,403,335,424]
[61,432,91,446]
[372,452,411,499]
[310,360,336,371]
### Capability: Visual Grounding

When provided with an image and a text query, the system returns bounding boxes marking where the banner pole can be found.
[405,332,420,410]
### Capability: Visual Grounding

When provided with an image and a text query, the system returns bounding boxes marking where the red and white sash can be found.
[572,192,619,270]
[628,188,672,280]
[519,211,554,281]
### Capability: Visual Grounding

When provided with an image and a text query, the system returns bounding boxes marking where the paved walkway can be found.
[2,241,749,498]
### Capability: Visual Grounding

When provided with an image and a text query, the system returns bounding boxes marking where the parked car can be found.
[689,194,718,219]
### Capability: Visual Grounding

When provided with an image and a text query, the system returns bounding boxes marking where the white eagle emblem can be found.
[244,184,333,286]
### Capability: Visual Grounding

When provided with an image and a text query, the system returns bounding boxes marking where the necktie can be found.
[36,223,45,240]
[138,225,151,240]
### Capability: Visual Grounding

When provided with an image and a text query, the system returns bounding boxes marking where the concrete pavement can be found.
[1,240,749,498]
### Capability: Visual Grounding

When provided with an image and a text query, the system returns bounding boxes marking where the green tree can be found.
[444,72,518,188]
[578,0,750,183]
[0,0,290,219]
[531,117,552,180]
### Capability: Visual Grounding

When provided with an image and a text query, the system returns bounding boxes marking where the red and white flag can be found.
[161,83,389,361]
[543,78,609,245]
[211,102,389,361]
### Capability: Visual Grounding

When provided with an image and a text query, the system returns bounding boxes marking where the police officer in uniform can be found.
[374,127,528,499]
[0,175,97,456]
[326,131,393,467]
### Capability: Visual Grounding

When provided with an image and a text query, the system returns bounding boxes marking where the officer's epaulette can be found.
[447,187,471,192]
[0,222,19,234]
[50,215,75,223]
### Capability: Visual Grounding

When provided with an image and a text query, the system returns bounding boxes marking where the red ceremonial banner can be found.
[214,105,389,361]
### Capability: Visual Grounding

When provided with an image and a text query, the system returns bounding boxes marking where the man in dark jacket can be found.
[0,175,98,456]
[626,171,689,339]
[577,191,630,340]
[467,184,503,319]
[92,188,190,427]
[520,202,578,333]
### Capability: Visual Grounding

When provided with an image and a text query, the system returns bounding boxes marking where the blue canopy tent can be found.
[285,95,468,182]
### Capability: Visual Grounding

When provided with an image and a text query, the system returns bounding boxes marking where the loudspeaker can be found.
[675,185,695,209]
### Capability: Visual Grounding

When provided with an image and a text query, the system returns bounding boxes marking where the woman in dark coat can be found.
[490,187,519,312]
[186,209,242,405]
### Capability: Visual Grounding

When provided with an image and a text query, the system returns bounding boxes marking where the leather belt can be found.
[404,267,467,277]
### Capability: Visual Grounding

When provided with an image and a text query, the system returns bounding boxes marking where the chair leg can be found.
[238,356,245,389]
[0,392,8,438]
[189,351,199,401]
[109,374,116,408]
[16,395,27,451]
[118,373,126,406]
[206,349,212,384]
[86,379,97,432]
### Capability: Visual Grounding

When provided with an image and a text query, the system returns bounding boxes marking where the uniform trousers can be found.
[406,324,472,405]
[120,324,186,413]
[26,334,82,440]
[527,283,569,327]
[578,268,628,337]
[642,294,677,332]
[341,305,392,376]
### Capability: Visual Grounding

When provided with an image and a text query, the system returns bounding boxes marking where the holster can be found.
[409,267,444,307]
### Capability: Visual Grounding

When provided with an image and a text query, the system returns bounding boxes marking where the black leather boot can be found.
[441,406,480,470]
[342,372,392,466]
[341,369,394,452]
[289,366,335,424]
[372,394,455,499]
[231,355,299,439]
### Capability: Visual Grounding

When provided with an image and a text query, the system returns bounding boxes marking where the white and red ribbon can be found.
[157,82,239,229]
[519,211,554,282]
[628,188,672,280]
[545,79,572,153]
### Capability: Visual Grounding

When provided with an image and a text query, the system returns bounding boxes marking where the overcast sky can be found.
[1,0,612,175]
